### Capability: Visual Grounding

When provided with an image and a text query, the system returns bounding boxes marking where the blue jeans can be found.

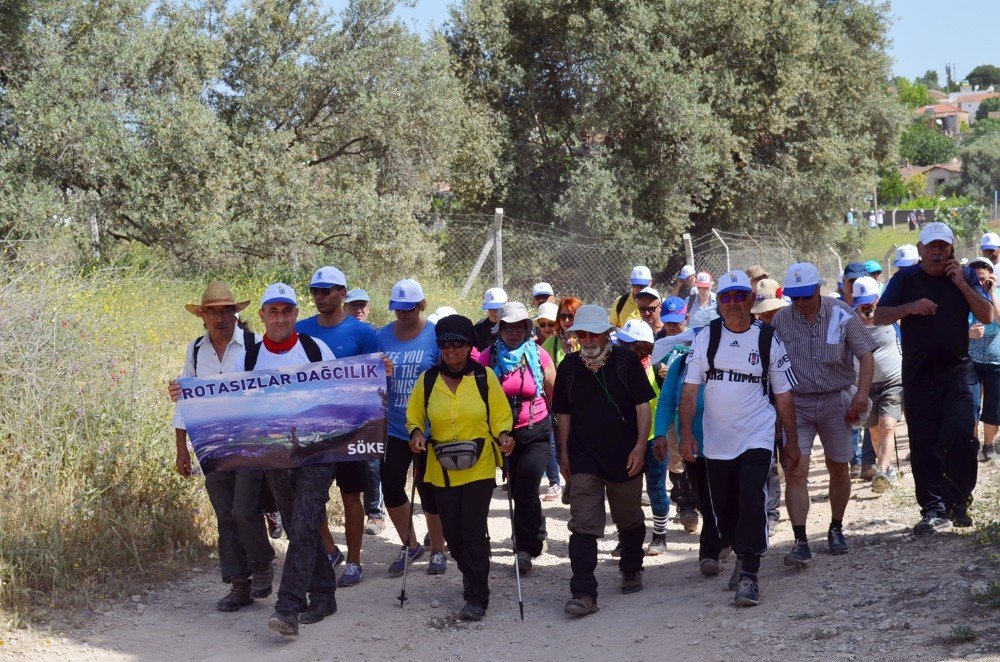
[850,428,876,466]
[643,440,669,518]
[545,423,561,486]
[363,459,383,519]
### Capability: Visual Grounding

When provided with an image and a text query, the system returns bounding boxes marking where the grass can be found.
[948,624,979,643]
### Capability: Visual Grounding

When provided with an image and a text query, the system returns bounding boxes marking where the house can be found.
[898,159,962,196]
[951,91,1000,124]
[914,103,969,134]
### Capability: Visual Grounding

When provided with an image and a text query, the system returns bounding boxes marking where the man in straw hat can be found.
[173,281,276,613]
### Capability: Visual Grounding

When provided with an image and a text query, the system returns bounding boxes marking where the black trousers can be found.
[204,469,275,583]
[684,457,728,561]
[705,448,772,575]
[267,464,337,615]
[434,478,495,609]
[380,436,438,515]
[510,419,551,557]
[904,367,980,517]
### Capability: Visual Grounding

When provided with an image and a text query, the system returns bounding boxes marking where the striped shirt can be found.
[771,296,877,395]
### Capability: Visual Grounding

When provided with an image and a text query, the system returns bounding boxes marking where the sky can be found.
[324,0,996,82]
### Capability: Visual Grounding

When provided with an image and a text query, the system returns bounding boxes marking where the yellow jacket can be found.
[406,367,514,488]
[609,292,641,327]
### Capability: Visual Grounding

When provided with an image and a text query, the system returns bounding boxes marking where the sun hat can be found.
[531,282,554,298]
[260,282,297,307]
[185,281,250,315]
[435,314,475,345]
[750,278,789,315]
[636,286,661,301]
[482,287,509,310]
[717,270,753,295]
[617,319,654,344]
[677,265,696,280]
[695,272,712,288]
[567,304,615,335]
[981,232,1000,250]
[535,302,558,324]
[783,263,821,298]
[630,265,652,286]
[843,262,867,280]
[344,288,370,304]
[893,245,919,267]
[427,305,459,325]
[968,257,995,272]
[388,278,425,311]
[309,266,347,289]
[745,265,769,281]
[661,297,688,323]
[689,307,720,331]
[851,276,880,307]
[919,222,954,245]
[864,260,883,275]
[491,301,533,333]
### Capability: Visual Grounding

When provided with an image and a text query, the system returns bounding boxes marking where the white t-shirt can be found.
[684,320,794,460]
[253,335,335,370]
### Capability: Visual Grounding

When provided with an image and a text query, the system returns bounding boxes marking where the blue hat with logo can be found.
[843,262,867,280]
[660,297,688,323]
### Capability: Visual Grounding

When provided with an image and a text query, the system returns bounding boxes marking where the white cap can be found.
[427,305,458,324]
[388,278,425,311]
[568,304,615,335]
[677,265,696,280]
[617,319,654,344]
[531,282,554,297]
[689,308,719,330]
[982,232,1000,250]
[716,270,753,295]
[851,276,880,306]
[968,257,994,272]
[893,244,919,267]
[309,266,347,288]
[636,286,661,301]
[491,301,532,334]
[535,302,558,323]
[919,222,954,245]
[630,265,652,286]
[783,262,821,298]
[261,282,297,307]
[695,272,712,288]
[482,287,509,310]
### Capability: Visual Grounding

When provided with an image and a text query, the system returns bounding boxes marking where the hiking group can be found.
[169,220,995,635]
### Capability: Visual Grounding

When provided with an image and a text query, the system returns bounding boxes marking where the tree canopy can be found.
[967,64,1000,90]
[899,121,957,166]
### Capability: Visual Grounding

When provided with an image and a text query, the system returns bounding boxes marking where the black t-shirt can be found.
[552,346,656,482]
[879,264,990,385]
[473,317,495,352]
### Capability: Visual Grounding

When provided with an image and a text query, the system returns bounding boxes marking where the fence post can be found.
[778,234,793,266]
[683,233,695,269]
[827,246,843,285]
[884,245,897,278]
[493,208,504,289]
[712,229,730,272]
[460,217,496,298]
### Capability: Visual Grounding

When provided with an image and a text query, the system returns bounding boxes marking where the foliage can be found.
[877,166,907,205]
[894,77,933,109]
[899,121,957,166]
[915,69,939,90]
[947,625,979,643]
[904,172,928,200]
[968,118,1000,144]
[958,132,1000,204]
[967,64,1000,90]
[976,97,1000,122]
[936,204,988,239]
[896,194,971,211]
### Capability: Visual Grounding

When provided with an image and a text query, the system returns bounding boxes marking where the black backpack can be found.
[191,329,255,376]
[614,291,630,317]
[704,317,775,397]
[243,333,323,371]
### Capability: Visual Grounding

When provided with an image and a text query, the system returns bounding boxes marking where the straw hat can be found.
[185,281,250,315]
[750,278,789,315]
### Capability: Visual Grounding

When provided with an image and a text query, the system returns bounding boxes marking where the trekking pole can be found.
[503,455,524,621]
[398,452,421,608]
[893,432,902,477]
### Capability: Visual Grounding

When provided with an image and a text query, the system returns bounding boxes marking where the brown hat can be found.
[745,265,769,280]
[185,281,251,315]
[750,278,789,315]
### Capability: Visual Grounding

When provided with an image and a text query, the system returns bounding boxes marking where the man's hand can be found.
[657,363,668,379]
[679,433,697,463]
[499,432,515,456]
[848,390,869,422]
[381,354,395,378]
[652,435,669,463]
[176,445,192,477]
[168,379,181,403]
[971,322,986,339]
[945,258,966,287]
[982,272,997,292]
[907,298,938,317]
[782,441,801,473]
[409,430,427,453]
[559,452,571,484]
[626,443,645,477]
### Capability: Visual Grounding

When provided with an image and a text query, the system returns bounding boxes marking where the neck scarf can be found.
[440,358,476,378]
[263,331,298,354]
[580,341,611,372]
[493,337,544,397]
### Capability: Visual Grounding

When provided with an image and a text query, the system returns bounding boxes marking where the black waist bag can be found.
[429,438,486,486]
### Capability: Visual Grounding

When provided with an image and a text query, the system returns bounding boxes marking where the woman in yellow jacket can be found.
[406,314,514,621]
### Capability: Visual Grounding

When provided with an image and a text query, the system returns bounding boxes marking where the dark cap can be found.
[843,262,867,280]
[434,314,476,345]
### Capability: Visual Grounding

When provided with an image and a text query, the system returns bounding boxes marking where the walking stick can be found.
[503,456,525,621]
[398,452,422,608]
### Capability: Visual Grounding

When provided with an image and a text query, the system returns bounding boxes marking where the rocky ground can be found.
[2,426,999,661]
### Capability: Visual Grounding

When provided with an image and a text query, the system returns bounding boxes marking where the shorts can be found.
[792,390,854,464]
[333,460,366,494]
[974,362,1000,425]
[862,380,903,429]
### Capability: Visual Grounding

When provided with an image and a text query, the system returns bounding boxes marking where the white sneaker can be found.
[544,484,562,502]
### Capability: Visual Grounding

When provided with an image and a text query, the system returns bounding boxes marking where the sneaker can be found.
[328,545,345,571]
[458,603,485,621]
[734,576,760,607]
[611,541,623,558]
[427,551,448,575]
[364,517,385,535]
[849,464,861,480]
[298,598,337,625]
[767,518,779,537]
[564,594,599,616]
[621,570,643,594]
[679,508,699,533]
[217,577,253,612]
[783,540,812,568]
[337,562,364,587]
[515,551,533,575]
[827,527,848,555]
[387,545,425,577]
[913,515,953,537]
[983,445,998,462]
[699,558,721,576]
[265,512,283,539]
[267,611,299,636]
[544,483,562,502]
[641,493,651,507]
[645,533,667,556]
[859,463,876,481]
[871,465,897,494]
[949,510,974,528]
[250,562,274,599]
[727,557,743,591]
[718,546,733,562]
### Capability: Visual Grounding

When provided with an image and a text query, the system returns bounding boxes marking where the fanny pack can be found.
[429,438,487,486]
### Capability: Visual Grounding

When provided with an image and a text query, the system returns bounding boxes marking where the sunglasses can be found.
[718,292,750,304]
[558,313,575,321]
[436,340,470,350]
[310,286,345,296]
[638,306,660,314]
[575,331,603,340]
[789,294,813,302]
[538,322,556,329]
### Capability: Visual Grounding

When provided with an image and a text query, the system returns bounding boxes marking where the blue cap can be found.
[660,297,688,323]
[843,262,867,280]
[864,260,883,274]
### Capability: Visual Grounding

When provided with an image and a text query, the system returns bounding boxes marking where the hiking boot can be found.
[328,545,345,571]
[515,551,533,575]
[645,533,667,556]
[611,541,623,558]
[679,508,700,533]
[827,527,848,555]
[427,551,448,575]
[734,576,760,607]
[267,611,298,636]
[849,464,861,480]
[564,594,598,616]
[871,465,897,494]
[364,517,385,535]
[949,510,974,528]
[859,463,876,481]
[217,577,253,612]
[544,483,562,502]
[250,562,274,599]
[983,445,997,462]
[727,557,743,591]
[621,570,643,594]
[265,512,283,539]
[913,515,953,537]
[388,545,424,577]
[298,598,337,625]
[699,558,721,576]
[337,562,364,587]
[458,603,486,621]
[783,540,812,568]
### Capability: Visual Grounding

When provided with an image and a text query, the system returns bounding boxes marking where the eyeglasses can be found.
[558,313,575,321]
[436,340,470,350]
[718,292,750,304]
[789,294,813,302]
[574,331,603,340]
[538,322,556,329]
[201,306,238,318]
[638,306,660,314]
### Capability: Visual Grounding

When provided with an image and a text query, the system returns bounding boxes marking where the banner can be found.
[177,353,387,472]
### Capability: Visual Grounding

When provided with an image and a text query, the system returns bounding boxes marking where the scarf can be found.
[263,331,298,354]
[493,337,544,397]
[440,358,476,378]
[580,341,612,372]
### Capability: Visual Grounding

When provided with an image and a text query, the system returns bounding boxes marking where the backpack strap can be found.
[706,317,723,377]
[758,321,774,397]
[615,292,629,317]
[242,328,254,353]
[192,335,204,377]
[298,333,323,362]
[422,365,440,413]
[244,340,262,372]
[421,364,491,432]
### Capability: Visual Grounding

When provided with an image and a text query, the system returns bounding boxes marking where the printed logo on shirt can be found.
[729,340,740,347]
[748,350,759,366]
